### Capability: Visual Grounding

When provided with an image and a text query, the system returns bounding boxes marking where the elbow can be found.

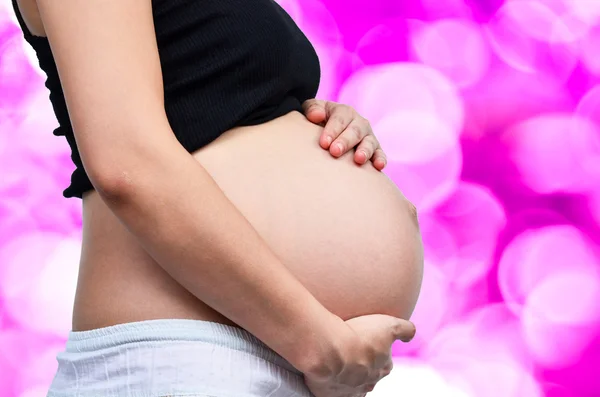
[82,129,178,201]
[87,165,135,202]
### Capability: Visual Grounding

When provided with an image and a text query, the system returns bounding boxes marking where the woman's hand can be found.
[300,313,416,397]
[302,99,387,171]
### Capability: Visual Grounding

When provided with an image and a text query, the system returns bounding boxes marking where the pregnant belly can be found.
[192,111,424,320]
[74,111,423,331]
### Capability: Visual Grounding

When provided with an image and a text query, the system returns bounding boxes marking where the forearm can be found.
[94,131,340,370]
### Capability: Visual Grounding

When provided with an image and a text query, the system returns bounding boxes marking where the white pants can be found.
[46,319,314,397]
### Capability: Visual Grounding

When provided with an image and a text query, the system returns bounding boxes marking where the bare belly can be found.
[73,111,424,331]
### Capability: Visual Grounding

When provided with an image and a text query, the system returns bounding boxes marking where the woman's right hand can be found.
[301,313,416,397]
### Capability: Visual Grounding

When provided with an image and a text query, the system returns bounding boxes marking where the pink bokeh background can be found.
[2,0,600,396]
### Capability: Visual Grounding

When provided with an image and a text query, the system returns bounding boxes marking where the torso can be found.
[16,0,424,332]
[75,111,423,331]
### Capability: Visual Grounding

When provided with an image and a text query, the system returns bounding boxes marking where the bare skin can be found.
[16,0,423,332]
[17,1,423,395]
[75,111,423,330]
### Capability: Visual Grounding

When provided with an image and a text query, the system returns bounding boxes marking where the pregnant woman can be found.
[11,0,424,396]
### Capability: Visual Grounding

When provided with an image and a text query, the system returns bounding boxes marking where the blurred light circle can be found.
[461,63,572,135]
[287,0,343,102]
[419,183,506,290]
[589,191,600,227]
[383,151,462,212]
[16,90,66,158]
[374,110,457,163]
[377,111,462,211]
[0,329,61,396]
[312,42,345,102]
[0,134,28,191]
[20,387,51,397]
[439,356,542,397]
[14,345,61,396]
[0,109,80,233]
[0,146,35,242]
[419,0,473,20]
[0,233,59,298]
[0,341,18,396]
[525,270,600,324]
[425,305,541,397]
[393,263,449,356]
[575,84,600,127]
[0,232,80,336]
[0,196,37,244]
[503,114,600,194]
[498,225,599,317]
[1,4,19,34]
[0,115,9,157]
[355,17,411,65]
[292,0,341,48]
[369,359,471,397]
[0,1,10,16]
[426,304,531,367]
[522,270,600,369]
[419,214,459,277]
[338,62,465,137]
[0,129,41,194]
[1,154,79,233]
[496,1,578,43]
[431,182,506,288]
[484,1,579,81]
[424,322,476,363]
[0,32,41,109]
[542,382,576,397]
[411,19,491,88]
[565,0,600,26]
[580,25,600,75]
[526,0,600,39]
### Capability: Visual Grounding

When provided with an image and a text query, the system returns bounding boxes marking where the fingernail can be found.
[325,136,332,145]
[336,143,344,152]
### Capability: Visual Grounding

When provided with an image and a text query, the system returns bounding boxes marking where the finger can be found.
[363,383,376,393]
[321,106,354,151]
[353,134,380,165]
[302,98,327,113]
[383,359,394,373]
[330,117,368,158]
[302,99,328,124]
[371,148,387,171]
[391,319,416,342]
[379,359,394,379]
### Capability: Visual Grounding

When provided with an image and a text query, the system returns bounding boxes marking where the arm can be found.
[36,0,339,370]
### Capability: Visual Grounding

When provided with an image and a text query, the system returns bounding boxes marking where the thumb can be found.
[371,314,416,342]
[302,99,327,123]
[346,313,416,343]
[390,318,416,342]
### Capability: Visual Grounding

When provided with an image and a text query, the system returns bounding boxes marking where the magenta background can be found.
[2,0,600,396]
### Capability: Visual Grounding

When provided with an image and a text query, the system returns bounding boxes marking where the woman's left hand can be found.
[302,99,387,171]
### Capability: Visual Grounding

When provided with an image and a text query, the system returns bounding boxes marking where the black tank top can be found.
[11,0,321,199]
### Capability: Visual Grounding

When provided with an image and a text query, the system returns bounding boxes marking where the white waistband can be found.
[47,319,311,397]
